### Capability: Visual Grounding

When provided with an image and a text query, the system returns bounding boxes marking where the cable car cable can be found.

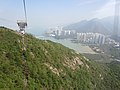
[23,0,27,22]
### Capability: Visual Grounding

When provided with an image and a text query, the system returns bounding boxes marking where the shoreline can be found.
[36,36,96,54]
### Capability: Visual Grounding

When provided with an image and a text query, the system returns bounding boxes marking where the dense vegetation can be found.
[0,27,120,90]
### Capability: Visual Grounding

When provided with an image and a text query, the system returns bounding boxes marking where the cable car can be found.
[17,20,27,34]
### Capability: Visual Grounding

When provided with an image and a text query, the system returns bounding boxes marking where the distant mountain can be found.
[0,27,120,90]
[63,16,120,35]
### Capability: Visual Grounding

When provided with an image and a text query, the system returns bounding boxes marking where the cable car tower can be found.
[17,0,28,89]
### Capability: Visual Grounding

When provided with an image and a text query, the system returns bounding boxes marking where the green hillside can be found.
[0,27,120,90]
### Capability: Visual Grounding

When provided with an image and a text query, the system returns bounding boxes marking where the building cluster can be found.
[46,26,76,37]
[46,27,107,45]
[106,38,120,47]
[77,33,105,44]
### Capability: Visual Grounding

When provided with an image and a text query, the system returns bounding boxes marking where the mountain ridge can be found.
[63,16,120,35]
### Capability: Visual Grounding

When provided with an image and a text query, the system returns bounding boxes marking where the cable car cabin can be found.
[17,20,27,34]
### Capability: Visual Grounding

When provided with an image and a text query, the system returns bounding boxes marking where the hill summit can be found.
[0,27,120,90]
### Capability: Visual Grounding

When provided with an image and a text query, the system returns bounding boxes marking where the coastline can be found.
[36,36,96,54]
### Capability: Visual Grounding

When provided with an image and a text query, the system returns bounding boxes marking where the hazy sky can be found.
[0,0,115,35]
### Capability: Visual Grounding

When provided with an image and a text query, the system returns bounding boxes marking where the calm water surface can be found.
[37,36,96,54]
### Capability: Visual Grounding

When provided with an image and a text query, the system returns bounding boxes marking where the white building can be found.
[77,32,105,44]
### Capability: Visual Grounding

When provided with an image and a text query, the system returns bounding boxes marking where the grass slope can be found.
[0,27,120,90]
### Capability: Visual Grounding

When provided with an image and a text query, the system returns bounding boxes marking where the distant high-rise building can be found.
[77,33,105,44]
[113,0,120,41]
